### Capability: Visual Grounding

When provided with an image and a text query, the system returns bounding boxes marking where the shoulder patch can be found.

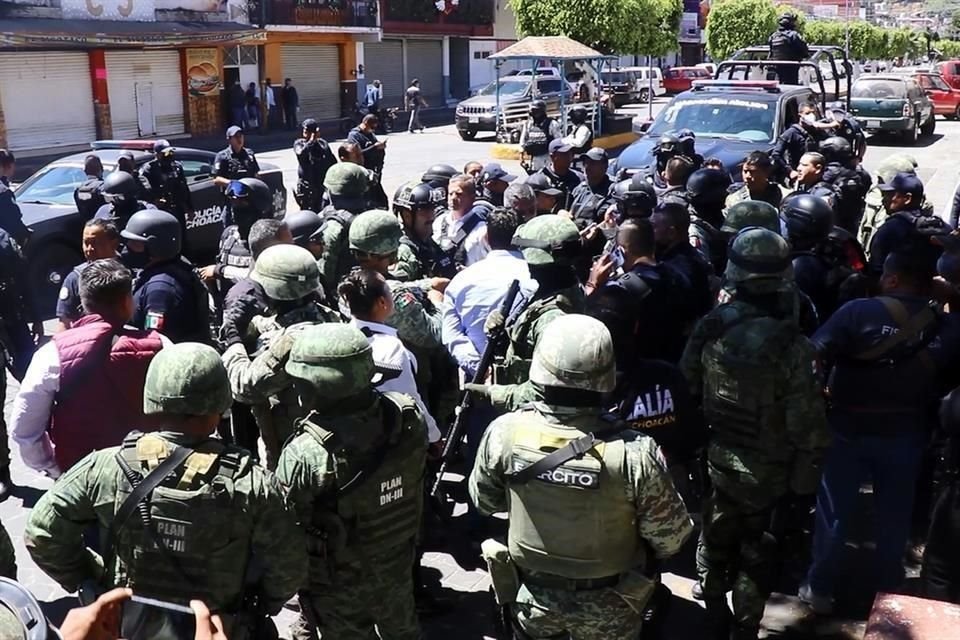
[58,286,70,301]
[145,311,165,330]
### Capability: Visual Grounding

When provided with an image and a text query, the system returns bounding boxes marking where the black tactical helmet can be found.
[781,193,834,245]
[153,139,174,156]
[778,12,797,27]
[529,100,547,115]
[421,164,458,188]
[654,133,681,160]
[120,209,182,261]
[226,177,273,216]
[612,176,656,216]
[394,181,441,212]
[102,171,139,204]
[569,106,588,125]
[283,209,323,246]
[676,128,697,157]
[301,118,319,133]
[686,168,731,207]
[819,136,853,164]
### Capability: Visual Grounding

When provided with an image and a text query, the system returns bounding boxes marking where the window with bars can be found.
[223,46,240,67]
[240,46,259,65]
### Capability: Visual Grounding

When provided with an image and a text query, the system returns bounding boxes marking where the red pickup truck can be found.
[914,71,960,120]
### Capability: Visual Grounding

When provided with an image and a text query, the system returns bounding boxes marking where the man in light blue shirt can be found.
[441,208,530,378]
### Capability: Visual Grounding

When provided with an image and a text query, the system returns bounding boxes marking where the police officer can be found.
[222,244,340,470]
[652,201,714,318]
[294,118,337,212]
[570,147,615,229]
[421,163,459,204]
[201,178,273,294]
[820,136,870,233]
[790,152,836,202]
[534,139,584,211]
[782,193,843,319]
[768,12,810,85]
[24,342,307,639]
[637,133,681,192]
[682,227,829,640]
[212,126,260,225]
[771,102,825,179]
[519,100,562,172]
[725,151,789,211]
[139,140,193,242]
[496,215,585,385]
[476,163,517,208]
[121,209,209,343]
[469,314,693,640]
[686,167,730,270]
[94,171,154,228]
[74,154,106,220]
[277,323,428,640]
[317,163,372,295]
[525,173,564,217]
[391,181,456,281]
[563,105,593,155]
[613,175,657,222]
[676,128,704,170]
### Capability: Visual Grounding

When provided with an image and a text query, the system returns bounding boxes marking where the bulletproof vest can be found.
[300,393,424,558]
[570,124,594,154]
[218,226,253,271]
[295,139,336,186]
[859,193,937,256]
[522,118,553,156]
[75,178,105,219]
[399,235,456,279]
[111,432,249,608]
[321,207,358,281]
[497,292,578,384]
[826,165,866,212]
[892,209,949,238]
[700,302,800,458]
[769,29,796,60]
[144,162,184,204]
[504,413,640,579]
[438,208,486,268]
[164,258,212,344]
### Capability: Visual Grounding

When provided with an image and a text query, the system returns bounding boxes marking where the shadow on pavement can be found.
[866,132,944,149]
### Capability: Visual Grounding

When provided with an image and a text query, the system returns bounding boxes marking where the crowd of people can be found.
[0,94,955,639]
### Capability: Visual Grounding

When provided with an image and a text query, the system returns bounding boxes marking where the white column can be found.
[442,35,451,102]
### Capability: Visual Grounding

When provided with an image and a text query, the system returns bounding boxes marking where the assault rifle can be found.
[430,279,520,500]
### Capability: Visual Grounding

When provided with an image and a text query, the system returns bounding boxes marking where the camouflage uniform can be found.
[470,315,693,640]
[0,526,14,580]
[276,324,428,640]
[496,215,586,384]
[680,228,829,640]
[24,343,306,639]
[724,184,790,212]
[221,244,341,469]
[389,180,454,283]
[857,154,934,259]
[317,163,371,292]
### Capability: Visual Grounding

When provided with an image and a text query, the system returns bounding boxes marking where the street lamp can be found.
[845,0,851,60]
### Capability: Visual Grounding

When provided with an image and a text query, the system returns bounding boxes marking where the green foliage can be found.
[509,0,680,55]
[936,38,960,58]
[705,0,778,60]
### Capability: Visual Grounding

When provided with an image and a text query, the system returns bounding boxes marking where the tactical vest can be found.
[321,207,358,282]
[522,119,553,157]
[111,432,250,609]
[399,235,456,279]
[218,226,253,271]
[301,393,424,559]
[165,258,213,344]
[74,178,105,219]
[769,30,793,60]
[504,413,640,579]
[496,295,567,384]
[700,304,799,459]
[438,208,486,268]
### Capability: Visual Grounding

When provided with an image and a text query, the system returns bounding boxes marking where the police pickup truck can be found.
[613,55,848,181]
[14,140,286,313]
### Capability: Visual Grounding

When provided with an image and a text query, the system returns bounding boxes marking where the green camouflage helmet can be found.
[285,323,375,398]
[725,227,792,291]
[721,200,781,235]
[323,162,370,198]
[349,209,402,256]
[143,343,232,416]
[876,153,918,184]
[251,244,320,301]
[529,314,616,393]
[512,214,580,265]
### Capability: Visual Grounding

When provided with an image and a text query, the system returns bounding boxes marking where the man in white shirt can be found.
[264,77,279,130]
[432,174,489,269]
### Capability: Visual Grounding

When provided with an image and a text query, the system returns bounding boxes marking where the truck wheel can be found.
[903,122,918,145]
[29,243,82,317]
[952,104,960,121]
[458,129,477,141]
[921,114,936,136]
[639,89,650,103]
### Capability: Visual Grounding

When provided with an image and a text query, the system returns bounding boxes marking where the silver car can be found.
[454,76,573,140]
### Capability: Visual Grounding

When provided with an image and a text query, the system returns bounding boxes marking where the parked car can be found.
[454,76,573,141]
[14,141,286,313]
[915,71,960,119]
[848,74,935,144]
[662,66,712,94]
[695,63,717,76]
[935,59,960,90]
[601,68,665,106]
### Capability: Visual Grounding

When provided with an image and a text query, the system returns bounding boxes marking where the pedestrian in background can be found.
[406,78,427,133]
[228,80,246,129]
[283,77,299,131]
[264,77,279,130]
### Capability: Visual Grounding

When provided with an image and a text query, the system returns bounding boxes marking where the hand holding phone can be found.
[190,600,228,640]
[60,588,132,640]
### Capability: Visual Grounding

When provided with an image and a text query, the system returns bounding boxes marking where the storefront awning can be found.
[0,19,266,49]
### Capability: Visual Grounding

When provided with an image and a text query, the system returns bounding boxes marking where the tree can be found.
[629,0,684,57]
[705,0,778,61]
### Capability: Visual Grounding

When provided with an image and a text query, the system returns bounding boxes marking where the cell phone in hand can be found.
[608,246,624,270]
[121,595,197,640]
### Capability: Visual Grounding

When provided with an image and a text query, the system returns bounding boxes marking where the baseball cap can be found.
[549,139,573,155]
[481,163,517,184]
[226,125,243,139]
[877,172,924,198]
[525,173,562,197]
[153,139,174,155]
[302,118,319,132]
[581,147,608,162]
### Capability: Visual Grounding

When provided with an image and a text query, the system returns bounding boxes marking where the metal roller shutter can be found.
[363,39,404,107]
[405,40,443,105]
[281,44,340,120]
[0,52,96,151]
[105,50,185,138]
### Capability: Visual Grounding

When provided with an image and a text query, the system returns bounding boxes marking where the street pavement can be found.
[1,103,956,638]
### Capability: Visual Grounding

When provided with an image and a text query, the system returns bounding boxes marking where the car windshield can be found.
[477,78,530,97]
[603,72,628,84]
[926,75,951,91]
[649,96,776,143]
[15,165,92,206]
[852,79,906,99]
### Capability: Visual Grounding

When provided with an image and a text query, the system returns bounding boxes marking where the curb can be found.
[490,132,639,160]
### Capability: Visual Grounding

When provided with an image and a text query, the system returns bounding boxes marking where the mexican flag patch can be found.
[145,311,165,330]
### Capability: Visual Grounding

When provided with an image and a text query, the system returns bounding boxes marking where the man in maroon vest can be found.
[12,258,165,480]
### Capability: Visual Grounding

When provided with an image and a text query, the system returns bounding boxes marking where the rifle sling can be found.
[855,297,936,362]
[507,433,598,485]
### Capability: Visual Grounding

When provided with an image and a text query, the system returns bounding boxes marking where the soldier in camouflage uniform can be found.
[858,154,935,257]
[317,163,372,294]
[390,180,456,282]
[277,323,428,640]
[24,343,306,639]
[681,228,829,640]
[222,244,341,470]
[470,314,693,640]
[494,214,586,385]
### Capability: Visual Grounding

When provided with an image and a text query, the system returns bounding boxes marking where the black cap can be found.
[226,125,243,139]
[525,173,562,196]
[481,163,517,184]
[153,139,173,155]
[878,172,924,198]
[302,118,319,132]
[580,147,608,162]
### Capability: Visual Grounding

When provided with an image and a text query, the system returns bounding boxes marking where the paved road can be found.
[1,107,955,638]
